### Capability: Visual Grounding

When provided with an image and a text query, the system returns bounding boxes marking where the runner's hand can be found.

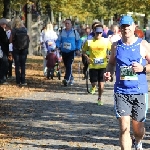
[132,62,143,72]
[86,57,92,64]
[103,72,112,81]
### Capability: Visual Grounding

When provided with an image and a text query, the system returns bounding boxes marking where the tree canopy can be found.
[1,0,150,23]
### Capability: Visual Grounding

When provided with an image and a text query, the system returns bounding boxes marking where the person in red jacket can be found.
[134,25,144,38]
[46,50,58,79]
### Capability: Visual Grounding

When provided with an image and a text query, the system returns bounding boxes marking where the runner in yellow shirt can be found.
[82,25,111,105]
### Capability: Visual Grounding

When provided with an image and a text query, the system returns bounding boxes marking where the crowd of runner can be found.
[40,16,150,150]
[0,15,150,150]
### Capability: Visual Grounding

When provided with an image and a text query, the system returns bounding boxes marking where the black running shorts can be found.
[89,68,106,83]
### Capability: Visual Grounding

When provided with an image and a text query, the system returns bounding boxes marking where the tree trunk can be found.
[27,2,33,55]
[3,0,11,19]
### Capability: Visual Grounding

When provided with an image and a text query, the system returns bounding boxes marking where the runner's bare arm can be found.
[106,42,116,76]
[141,40,150,72]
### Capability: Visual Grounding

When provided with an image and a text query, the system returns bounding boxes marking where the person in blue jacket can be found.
[56,19,81,86]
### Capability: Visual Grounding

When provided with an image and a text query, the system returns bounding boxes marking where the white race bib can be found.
[63,42,71,50]
[120,66,138,80]
[93,58,104,64]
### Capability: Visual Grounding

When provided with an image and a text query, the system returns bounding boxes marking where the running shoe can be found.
[134,141,143,150]
[69,79,74,85]
[21,83,27,86]
[95,86,98,91]
[90,86,96,94]
[69,77,74,85]
[62,79,68,86]
[97,98,103,106]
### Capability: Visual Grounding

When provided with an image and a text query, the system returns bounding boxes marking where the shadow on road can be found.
[1,97,150,149]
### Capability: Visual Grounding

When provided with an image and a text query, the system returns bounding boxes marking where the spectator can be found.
[6,21,13,79]
[0,18,9,84]
[40,23,58,76]
[10,18,29,85]
[46,50,58,79]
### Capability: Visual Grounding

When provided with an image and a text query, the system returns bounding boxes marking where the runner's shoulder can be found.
[139,39,150,59]
[141,39,149,47]
[140,39,150,52]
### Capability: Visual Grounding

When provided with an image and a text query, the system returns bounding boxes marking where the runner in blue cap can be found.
[104,15,150,150]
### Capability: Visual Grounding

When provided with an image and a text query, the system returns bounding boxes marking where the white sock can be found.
[135,141,142,149]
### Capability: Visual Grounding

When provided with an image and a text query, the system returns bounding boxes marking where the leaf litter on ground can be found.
[0,56,83,146]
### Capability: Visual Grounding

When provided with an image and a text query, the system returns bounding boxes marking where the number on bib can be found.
[120,66,138,80]
[63,42,71,50]
[94,58,104,64]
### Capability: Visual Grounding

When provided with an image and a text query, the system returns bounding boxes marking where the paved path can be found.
[0,79,150,150]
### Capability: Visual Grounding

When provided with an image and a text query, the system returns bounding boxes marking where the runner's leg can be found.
[42,50,47,76]
[132,120,145,144]
[97,68,106,104]
[98,82,104,98]
[131,94,148,148]
[89,69,97,94]
[114,93,133,149]
[119,116,132,150]
[61,52,67,80]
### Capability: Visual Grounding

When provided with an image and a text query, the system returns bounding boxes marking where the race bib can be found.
[120,66,138,80]
[93,58,104,64]
[63,42,71,50]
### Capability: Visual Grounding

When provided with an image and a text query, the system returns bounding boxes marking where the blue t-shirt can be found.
[107,30,114,37]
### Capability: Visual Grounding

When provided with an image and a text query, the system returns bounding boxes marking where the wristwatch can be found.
[143,66,146,72]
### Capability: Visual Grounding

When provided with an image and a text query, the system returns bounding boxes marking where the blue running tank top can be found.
[114,38,148,94]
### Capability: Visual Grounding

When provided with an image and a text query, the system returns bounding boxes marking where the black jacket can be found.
[0,26,9,55]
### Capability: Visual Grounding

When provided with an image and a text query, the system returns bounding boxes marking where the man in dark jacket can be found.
[0,18,9,84]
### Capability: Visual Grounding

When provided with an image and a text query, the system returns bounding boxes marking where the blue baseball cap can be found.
[119,15,134,26]
[95,27,103,33]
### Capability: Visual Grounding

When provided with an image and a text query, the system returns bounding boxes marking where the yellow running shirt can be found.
[82,37,111,69]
